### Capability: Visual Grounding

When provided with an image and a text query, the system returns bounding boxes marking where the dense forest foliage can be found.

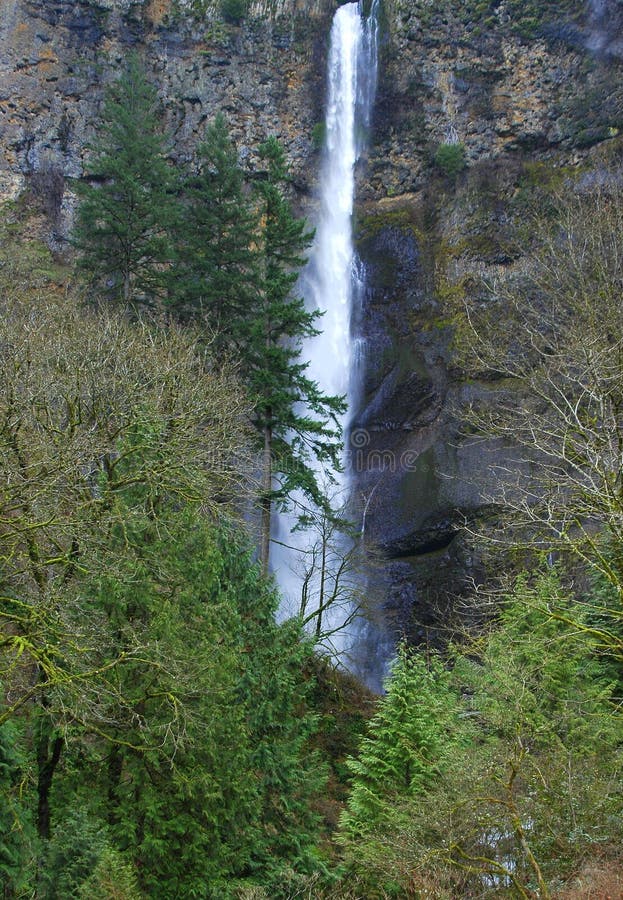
[1,57,622,898]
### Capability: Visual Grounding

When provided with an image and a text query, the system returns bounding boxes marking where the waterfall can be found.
[272,0,379,656]
[586,0,623,55]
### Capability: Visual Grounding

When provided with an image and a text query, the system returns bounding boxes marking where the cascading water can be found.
[272,0,379,656]
[305,0,379,422]
[586,0,623,56]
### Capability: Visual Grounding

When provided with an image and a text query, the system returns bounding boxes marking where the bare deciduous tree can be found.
[461,180,623,637]
[295,502,363,653]
[0,288,251,834]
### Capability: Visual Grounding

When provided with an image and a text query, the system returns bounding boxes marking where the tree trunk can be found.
[36,722,63,840]
[107,747,123,827]
[260,420,272,576]
[316,532,327,639]
[123,268,131,305]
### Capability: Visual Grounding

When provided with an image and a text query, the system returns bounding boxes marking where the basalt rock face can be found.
[3,0,623,664]
[0,0,334,238]
[349,0,623,659]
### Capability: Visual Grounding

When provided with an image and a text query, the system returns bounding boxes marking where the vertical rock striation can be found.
[0,0,336,232]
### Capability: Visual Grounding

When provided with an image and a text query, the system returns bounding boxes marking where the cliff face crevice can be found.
[3,0,623,654]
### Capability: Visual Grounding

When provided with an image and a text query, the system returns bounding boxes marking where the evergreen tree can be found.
[336,568,623,897]
[338,647,460,841]
[251,137,345,572]
[216,525,326,892]
[164,131,346,572]
[63,502,326,897]
[73,54,174,307]
[0,718,33,894]
[168,113,257,348]
[39,808,141,900]
[93,511,255,897]
[40,809,108,900]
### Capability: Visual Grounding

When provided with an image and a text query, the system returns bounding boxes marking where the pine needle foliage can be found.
[54,505,326,898]
[161,124,347,572]
[0,718,33,894]
[168,113,258,348]
[40,809,109,899]
[336,567,623,897]
[72,54,175,307]
[251,137,346,570]
[339,647,460,841]
[459,566,621,752]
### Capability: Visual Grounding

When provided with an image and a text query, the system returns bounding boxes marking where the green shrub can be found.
[79,847,143,900]
[311,122,325,150]
[220,0,249,24]
[433,142,467,178]
[0,718,34,894]
[41,809,107,899]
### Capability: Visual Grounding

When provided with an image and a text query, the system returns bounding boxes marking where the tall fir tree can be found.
[339,647,460,841]
[251,137,345,573]
[218,524,326,889]
[90,509,258,897]
[56,506,326,898]
[72,54,174,307]
[168,113,257,349]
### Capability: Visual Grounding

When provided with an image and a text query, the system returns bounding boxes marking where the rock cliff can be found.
[0,0,334,231]
[350,0,623,666]
[2,0,623,667]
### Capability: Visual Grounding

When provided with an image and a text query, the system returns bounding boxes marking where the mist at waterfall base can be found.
[270,0,392,688]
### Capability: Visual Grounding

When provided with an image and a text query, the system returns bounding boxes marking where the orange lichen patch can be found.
[36,46,59,73]
[286,69,302,91]
[145,0,172,25]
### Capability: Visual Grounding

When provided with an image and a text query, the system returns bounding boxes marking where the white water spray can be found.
[272,0,379,653]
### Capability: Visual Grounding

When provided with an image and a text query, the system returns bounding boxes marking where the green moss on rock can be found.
[355,206,424,246]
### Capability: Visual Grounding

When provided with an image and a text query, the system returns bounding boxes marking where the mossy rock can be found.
[355,206,424,245]
[0,200,69,291]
